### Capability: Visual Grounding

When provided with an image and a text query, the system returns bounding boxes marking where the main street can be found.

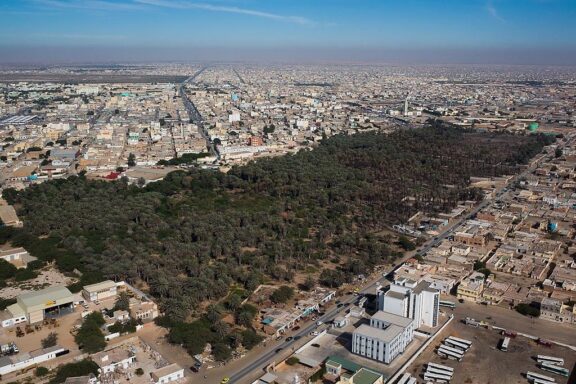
[179,66,221,160]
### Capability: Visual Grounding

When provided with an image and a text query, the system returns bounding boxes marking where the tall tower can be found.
[404,96,409,116]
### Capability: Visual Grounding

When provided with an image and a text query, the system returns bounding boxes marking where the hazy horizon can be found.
[1,0,576,66]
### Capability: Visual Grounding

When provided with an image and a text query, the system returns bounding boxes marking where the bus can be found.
[423,371,452,383]
[439,300,456,309]
[437,347,463,361]
[440,344,466,356]
[526,371,556,383]
[426,366,454,377]
[396,373,412,384]
[444,339,470,352]
[536,355,564,366]
[538,363,569,377]
[531,379,557,384]
[500,337,510,352]
[446,336,472,348]
[406,378,417,384]
[427,362,455,374]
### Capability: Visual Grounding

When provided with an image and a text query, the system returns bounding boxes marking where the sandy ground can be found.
[0,267,75,299]
[409,313,576,384]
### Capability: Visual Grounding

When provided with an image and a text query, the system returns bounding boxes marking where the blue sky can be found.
[1,0,575,64]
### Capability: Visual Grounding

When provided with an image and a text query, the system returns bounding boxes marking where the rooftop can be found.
[150,363,183,379]
[83,280,116,293]
[354,323,404,343]
[352,367,383,384]
[18,285,73,309]
[371,310,414,327]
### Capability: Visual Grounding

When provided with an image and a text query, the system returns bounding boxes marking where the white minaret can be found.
[404,96,409,116]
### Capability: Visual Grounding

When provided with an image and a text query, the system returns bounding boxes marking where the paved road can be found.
[179,66,221,159]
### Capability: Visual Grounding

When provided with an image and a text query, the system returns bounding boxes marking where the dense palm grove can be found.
[2,124,553,326]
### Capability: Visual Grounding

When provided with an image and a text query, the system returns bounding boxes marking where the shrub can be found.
[515,303,540,317]
[286,357,300,366]
[50,360,99,384]
[74,312,106,353]
[35,367,49,377]
[42,332,58,348]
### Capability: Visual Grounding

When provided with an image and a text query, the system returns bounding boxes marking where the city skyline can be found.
[1,0,576,64]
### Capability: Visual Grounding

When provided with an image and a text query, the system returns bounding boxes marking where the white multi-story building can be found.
[352,311,414,364]
[378,277,440,328]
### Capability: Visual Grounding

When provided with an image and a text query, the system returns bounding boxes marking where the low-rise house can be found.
[63,374,99,384]
[92,348,136,374]
[82,280,118,302]
[540,297,574,324]
[0,247,35,268]
[150,363,185,384]
[457,272,485,302]
[129,298,159,322]
[0,346,67,375]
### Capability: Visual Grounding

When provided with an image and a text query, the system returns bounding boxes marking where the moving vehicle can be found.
[220,378,230,384]
[285,336,293,342]
[316,320,323,326]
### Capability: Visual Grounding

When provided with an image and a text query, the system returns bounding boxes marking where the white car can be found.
[316,321,323,326]
[310,331,319,336]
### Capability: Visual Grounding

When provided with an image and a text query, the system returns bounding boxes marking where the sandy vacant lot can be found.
[409,315,576,384]
[0,267,76,299]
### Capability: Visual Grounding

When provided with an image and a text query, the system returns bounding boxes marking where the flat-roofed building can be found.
[540,297,574,324]
[457,272,486,302]
[378,278,440,328]
[92,348,136,374]
[150,363,185,384]
[63,374,99,384]
[0,345,67,375]
[0,247,36,268]
[352,311,414,364]
[129,298,159,322]
[82,280,117,302]
[2,286,75,326]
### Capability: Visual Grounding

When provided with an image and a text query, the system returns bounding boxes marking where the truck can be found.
[464,317,480,327]
[501,330,517,338]
[0,342,18,356]
[536,339,553,348]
